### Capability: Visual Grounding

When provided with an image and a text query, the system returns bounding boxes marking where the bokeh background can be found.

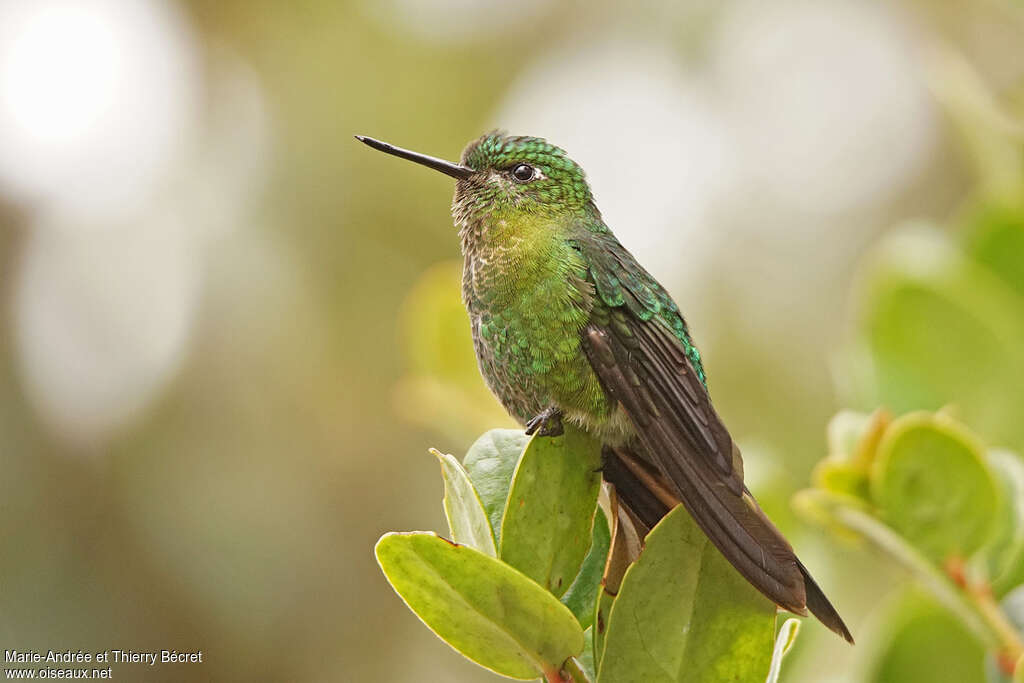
[1,0,1023,681]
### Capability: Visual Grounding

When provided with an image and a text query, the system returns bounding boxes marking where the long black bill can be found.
[355,136,474,180]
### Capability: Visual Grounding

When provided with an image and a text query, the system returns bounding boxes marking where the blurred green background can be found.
[1,0,1023,680]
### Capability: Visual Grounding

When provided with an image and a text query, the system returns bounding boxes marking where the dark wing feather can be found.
[575,232,736,481]
[583,320,805,608]
[577,230,853,643]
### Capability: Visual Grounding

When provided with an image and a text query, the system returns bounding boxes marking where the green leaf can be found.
[871,411,1001,564]
[593,502,646,670]
[852,228,1024,453]
[578,628,597,682]
[463,428,529,544]
[814,409,888,501]
[596,505,777,683]
[500,425,603,597]
[431,448,496,556]
[375,532,584,680]
[968,205,1024,301]
[791,488,874,544]
[812,459,870,501]
[983,451,1024,596]
[766,619,800,683]
[793,488,995,647]
[593,589,615,670]
[561,506,611,629]
[868,590,987,683]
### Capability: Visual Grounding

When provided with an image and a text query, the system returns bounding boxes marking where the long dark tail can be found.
[796,559,853,643]
[602,445,854,644]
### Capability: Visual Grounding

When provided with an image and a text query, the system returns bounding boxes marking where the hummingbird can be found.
[356,132,853,643]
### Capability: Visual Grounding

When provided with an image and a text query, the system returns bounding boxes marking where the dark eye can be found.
[511,164,536,182]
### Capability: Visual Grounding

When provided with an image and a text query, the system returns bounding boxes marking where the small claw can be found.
[524,417,541,436]
[525,407,564,437]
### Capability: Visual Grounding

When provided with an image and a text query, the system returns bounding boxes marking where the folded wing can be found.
[575,229,852,642]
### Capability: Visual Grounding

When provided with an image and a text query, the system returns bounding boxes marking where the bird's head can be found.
[355,132,598,226]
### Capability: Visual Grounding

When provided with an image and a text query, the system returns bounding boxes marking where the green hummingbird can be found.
[356,132,853,643]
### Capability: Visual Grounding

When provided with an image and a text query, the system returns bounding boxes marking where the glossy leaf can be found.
[596,505,777,683]
[578,628,597,682]
[500,425,603,597]
[871,411,1001,564]
[463,428,529,544]
[561,506,611,630]
[375,532,584,680]
[431,448,496,556]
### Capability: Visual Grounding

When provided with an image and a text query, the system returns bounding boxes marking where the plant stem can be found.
[828,501,994,645]
[824,495,1024,661]
[969,581,1024,664]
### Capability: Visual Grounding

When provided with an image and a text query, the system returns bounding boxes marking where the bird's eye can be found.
[511,164,536,182]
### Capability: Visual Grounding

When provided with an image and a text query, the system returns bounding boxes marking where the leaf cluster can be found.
[377,426,798,682]
[799,182,1024,681]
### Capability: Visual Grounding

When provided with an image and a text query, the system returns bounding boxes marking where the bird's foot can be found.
[525,407,564,437]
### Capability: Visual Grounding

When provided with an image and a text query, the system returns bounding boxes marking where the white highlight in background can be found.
[0,0,198,218]
[2,4,272,449]
[14,220,200,447]
[712,0,935,215]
